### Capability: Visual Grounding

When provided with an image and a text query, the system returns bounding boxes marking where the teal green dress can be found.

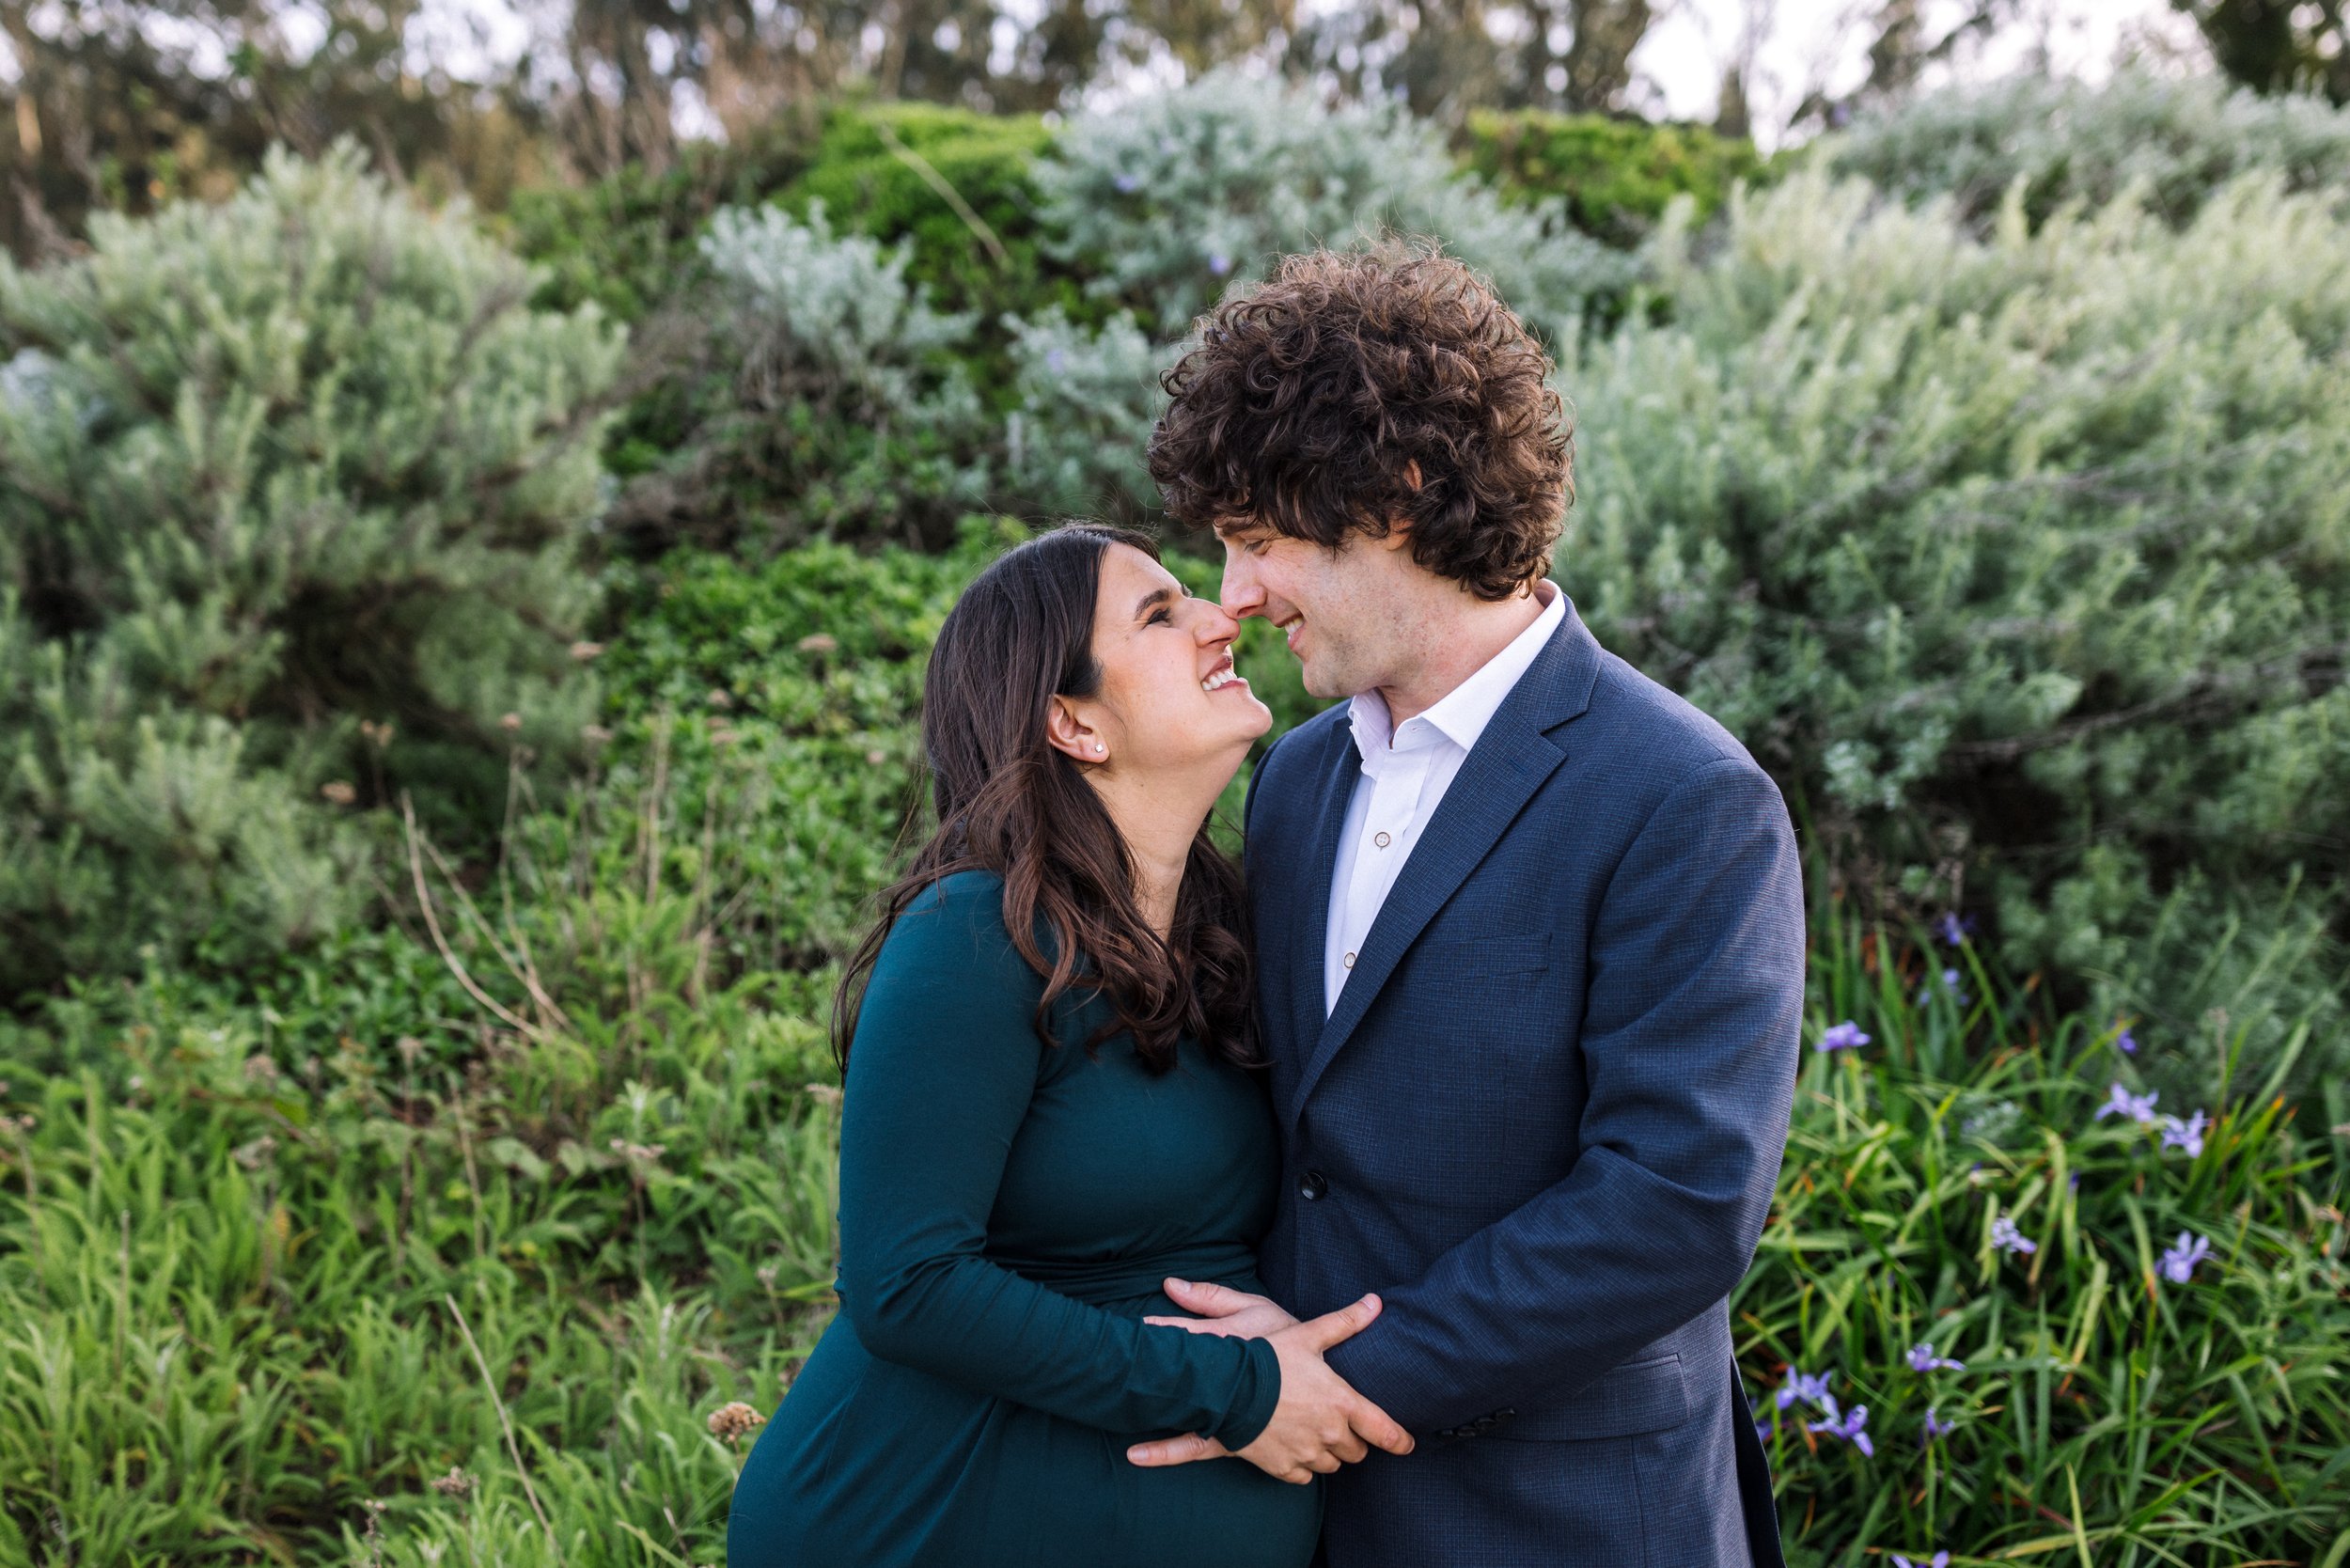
[728,870,1322,1567]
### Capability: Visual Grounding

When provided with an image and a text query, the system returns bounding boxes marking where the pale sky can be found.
[1622,0,2211,147]
[0,0,2215,154]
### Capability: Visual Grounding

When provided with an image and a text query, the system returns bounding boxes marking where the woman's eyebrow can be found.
[1134,586,1178,621]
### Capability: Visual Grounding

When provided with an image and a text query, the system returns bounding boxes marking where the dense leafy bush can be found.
[1031,68,1637,344]
[1562,165,2350,1090]
[1462,110,1764,244]
[0,761,842,1565]
[1825,71,2350,230]
[773,101,1069,328]
[503,115,824,322]
[1749,899,2348,1564]
[0,144,623,994]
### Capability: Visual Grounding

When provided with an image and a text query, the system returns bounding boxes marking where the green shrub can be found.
[774,101,1073,330]
[1824,71,2350,231]
[1562,165,2350,1093]
[0,143,624,995]
[1743,890,2349,1565]
[502,115,824,322]
[1461,110,1764,245]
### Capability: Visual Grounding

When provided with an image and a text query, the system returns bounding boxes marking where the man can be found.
[1125,244,1805,1568]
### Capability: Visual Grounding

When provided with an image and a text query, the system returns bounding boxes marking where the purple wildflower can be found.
[1919,966,1968,1004]
[1892,1555,1950,1568]
[1921,1406,1955,1443]
[1207,251,1232,276]
[1812,1401,1873,1456]
[1934,911,1973,947]
[2157,1231,2213,1285]
[1905,1342,1965,1373]
[2159,1110,2208,1157]
[1776,1367,1832,1410]
[1754,1415,1773,1442]
[1990,1216,2038,1255]
[1112,171,1141,194]
[2094,1081,2159,1123]
[1815,1020,1870,1054]
[2115,1025,2138,1055]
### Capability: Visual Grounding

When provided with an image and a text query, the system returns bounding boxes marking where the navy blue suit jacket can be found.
[1243,588,1802,1568]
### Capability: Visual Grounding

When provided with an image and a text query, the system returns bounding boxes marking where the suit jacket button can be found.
[1298,1169,1329,1200]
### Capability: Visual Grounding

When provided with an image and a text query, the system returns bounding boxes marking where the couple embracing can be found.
[728,244,1806,1568]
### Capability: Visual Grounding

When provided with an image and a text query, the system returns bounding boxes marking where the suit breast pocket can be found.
[1378,933,1560,1200]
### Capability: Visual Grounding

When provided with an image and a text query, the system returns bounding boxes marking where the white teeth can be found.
[1202,665,1240,692]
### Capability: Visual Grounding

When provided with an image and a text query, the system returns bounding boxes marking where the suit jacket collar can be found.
[1281,587,1605,1134]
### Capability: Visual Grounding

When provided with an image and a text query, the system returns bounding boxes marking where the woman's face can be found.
[1069,542,1272,776]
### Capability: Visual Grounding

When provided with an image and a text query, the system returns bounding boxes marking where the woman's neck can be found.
[1087,769,1218,940]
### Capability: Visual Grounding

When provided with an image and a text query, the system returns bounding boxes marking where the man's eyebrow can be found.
[1135,586,1177,620]
[1213,518,1265,540]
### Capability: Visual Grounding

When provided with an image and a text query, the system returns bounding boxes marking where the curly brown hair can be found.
[1147,242,1574,602]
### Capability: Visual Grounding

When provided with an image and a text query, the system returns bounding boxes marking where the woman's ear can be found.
[1043,695,1105,764]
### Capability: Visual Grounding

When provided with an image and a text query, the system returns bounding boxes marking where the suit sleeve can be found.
[837,876,1280,1447]
[1324,757,1804,1431]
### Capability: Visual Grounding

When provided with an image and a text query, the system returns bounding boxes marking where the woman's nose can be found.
[1190,597,1242,645]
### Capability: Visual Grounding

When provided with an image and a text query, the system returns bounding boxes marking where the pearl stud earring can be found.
[1094,742,1106,754]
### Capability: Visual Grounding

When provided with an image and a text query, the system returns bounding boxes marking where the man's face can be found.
[1214,518,1418,701]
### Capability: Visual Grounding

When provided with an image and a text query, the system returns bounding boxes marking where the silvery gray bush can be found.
[1826,71,2350,228]
[0,143,623,990]
[1032,67,1636,344]
[1563,166,2350,1086]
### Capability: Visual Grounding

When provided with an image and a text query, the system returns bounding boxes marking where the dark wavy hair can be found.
[1147,243,1574,601]
[830,524,1261,1077]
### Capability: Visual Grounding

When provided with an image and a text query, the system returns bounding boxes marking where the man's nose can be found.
[1218,554,1266,619]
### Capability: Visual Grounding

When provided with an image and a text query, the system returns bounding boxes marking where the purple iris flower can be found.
[1776,1367,1832,1410]
[1754,1415,1773,1442]
[1112,171,1141,194]
[2158,1231,2213,1284]
[1815,1020,1870,1054]
[1207,251,1232,275]
[2094,1081,2159,1123]
[1990,1216,2038,1255]
[1921,1406,1955,1443]
[1919,966,1968,1004]
[1934,911,1972,947]
[2115,1025,2138,1055]
[1892,1554,1950,1568]
[1906,1342,1965,1372]
[1812,1400,1872,1456]
[2160,1110,2208,1157]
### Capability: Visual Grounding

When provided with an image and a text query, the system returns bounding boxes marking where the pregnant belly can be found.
[728,1306,1322,1568]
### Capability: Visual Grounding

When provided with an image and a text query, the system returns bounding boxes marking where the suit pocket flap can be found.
[1493,1351,1691,1442]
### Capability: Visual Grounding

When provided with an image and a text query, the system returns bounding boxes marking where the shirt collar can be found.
[1348,579,1564,760]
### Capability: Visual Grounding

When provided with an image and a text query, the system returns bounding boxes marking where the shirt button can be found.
[1299,1170,1329,1200]
[1374,831,1391,848]
[1342,951,1355,968]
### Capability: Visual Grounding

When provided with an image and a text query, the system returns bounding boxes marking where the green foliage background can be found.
[0,71,2345,1568]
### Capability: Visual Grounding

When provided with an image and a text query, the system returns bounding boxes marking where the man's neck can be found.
[1372,581,1550,729]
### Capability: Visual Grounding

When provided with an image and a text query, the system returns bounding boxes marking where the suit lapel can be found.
[1286,722,1361,1092]
[1282,595,1605,1134]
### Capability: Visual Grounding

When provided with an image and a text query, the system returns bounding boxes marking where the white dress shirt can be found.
[1324,579,1566,1015]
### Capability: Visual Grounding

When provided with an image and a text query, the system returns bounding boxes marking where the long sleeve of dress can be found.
[834,872,1280,1450]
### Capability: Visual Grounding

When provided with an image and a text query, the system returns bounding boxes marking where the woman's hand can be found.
[1125,1293,1416,1483]
[1143,1277,1301,1340]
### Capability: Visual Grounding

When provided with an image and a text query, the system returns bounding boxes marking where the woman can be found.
[728,525,1409,1567]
